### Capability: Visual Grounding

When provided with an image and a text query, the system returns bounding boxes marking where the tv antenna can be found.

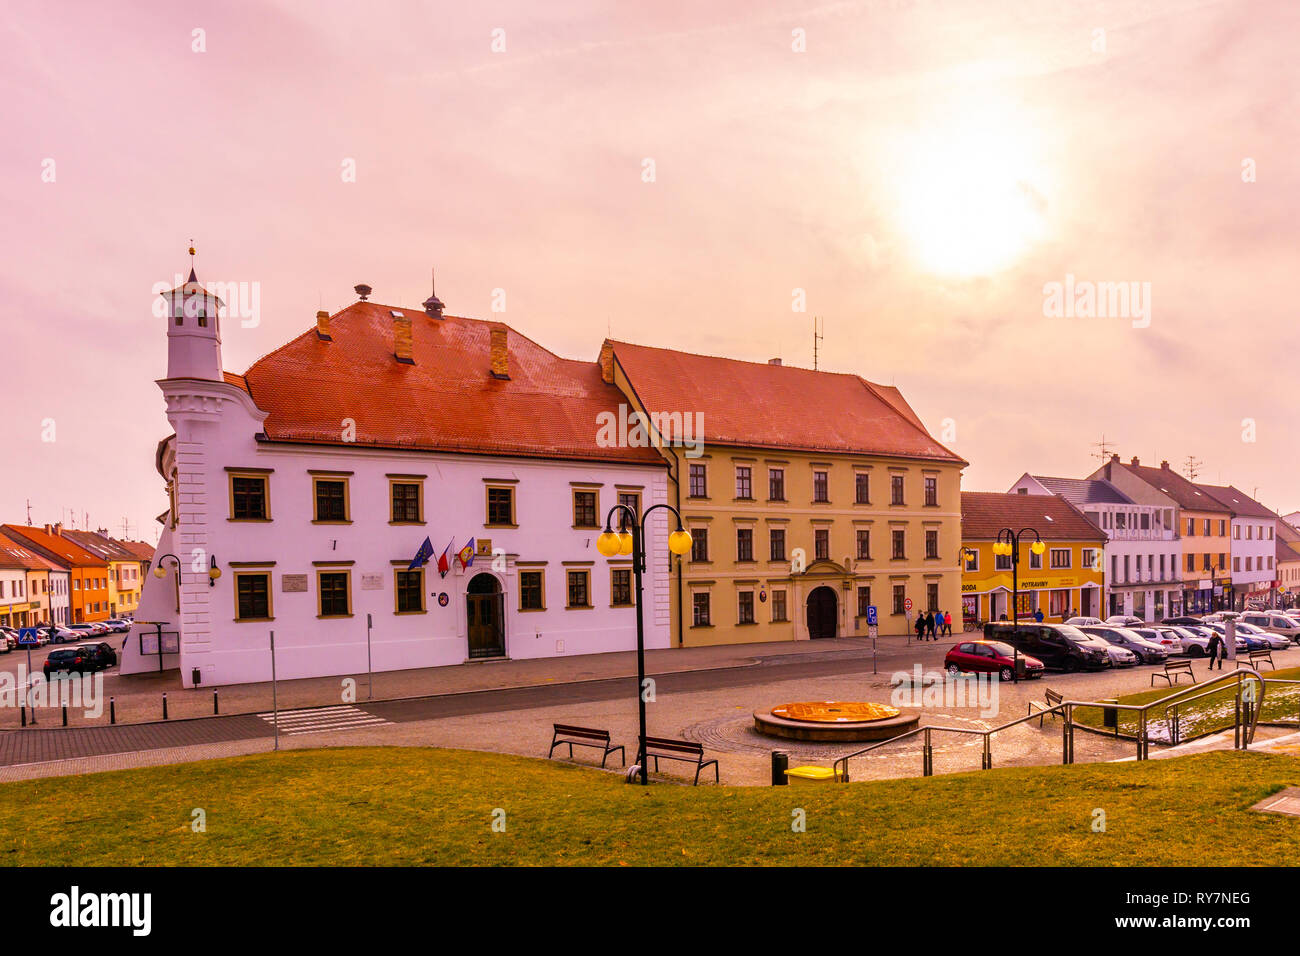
[1092,435,1117,464]
[812,316,824,370]
[1183,456,1203,481]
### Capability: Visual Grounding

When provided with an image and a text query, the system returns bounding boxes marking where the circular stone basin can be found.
[755,700,921,742]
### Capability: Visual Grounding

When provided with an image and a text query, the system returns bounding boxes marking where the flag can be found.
[437,538,454,578]
[457,538,476,570]
[408,536,434,571]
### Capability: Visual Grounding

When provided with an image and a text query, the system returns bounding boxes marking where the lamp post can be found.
[991,527,1045,682]
[597,503,692,786]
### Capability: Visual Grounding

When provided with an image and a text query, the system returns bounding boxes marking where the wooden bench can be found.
[1027,688,1063,726]
[548,723,625,768]
[637,735,719,785]
[1237,648,1275,671]
[1152,659,1196,687]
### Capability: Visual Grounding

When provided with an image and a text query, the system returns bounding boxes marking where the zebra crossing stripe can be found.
[257,705,392,736]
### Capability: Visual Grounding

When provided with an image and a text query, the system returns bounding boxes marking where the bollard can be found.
[62,705,68,727]
[20,705,26,728]
[162,693,168,720]
[771,750,789,786]
[213,690,219,715]
[110,697,116,724]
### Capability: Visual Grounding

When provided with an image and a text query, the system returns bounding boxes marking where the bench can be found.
[1237,648,1275,671]
[1027,688,1063,726]
[637,735,719,785]
[1152,659,1196,687]
[548,723,625,768]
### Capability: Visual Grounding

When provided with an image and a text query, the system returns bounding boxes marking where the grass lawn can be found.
[1073,666,1300,742]
[3,746,1300,865]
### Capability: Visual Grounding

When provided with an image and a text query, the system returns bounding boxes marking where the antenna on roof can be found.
[1092,434,1117,464]
[26,498,31,524]
[1183,455,1203,481]
[812,316,823,370]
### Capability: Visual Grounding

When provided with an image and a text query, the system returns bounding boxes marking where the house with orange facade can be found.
[1,524,111,623]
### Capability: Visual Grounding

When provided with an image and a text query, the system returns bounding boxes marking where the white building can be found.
[1010,474,1180,621]
[124,268,672,687]
[1200,484,1278,607]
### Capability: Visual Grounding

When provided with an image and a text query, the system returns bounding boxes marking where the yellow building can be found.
[961,492,1105,625]
[603,341,967,643]
[61,530,143,618]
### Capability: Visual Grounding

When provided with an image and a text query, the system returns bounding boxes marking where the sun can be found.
[890,98,1049,278]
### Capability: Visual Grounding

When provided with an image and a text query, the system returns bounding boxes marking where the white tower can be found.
[162,252,224,381]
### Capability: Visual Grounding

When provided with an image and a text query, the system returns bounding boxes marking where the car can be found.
[0,627,13,653]
[1065,616,1104,626]
[61,623,101,643]
[1161,616,1205,626]
[945,639,1045,681]
[42,648,100,677]
[102,619,133,634]
[1079,625,1168,664]
[1104,615,1145,627]
[1240,611,1300,642]
[1130,625,1186,656]
[1231,621,1291,651]
[1198,621,1269,652]
[74,641,117,668]
[983,622,1110,672]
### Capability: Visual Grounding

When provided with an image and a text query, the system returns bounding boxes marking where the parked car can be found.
[1065,616,1104,626]
[983,622,1110,672]
[101,619,132,634]
[0,627,13,652]
[1104,615,1145,627]
[1198,621,1271,652]
[40,625,79,644]
[43,648,100,677]
[1240,611,1300,642]
[1231,621,1291,651]
[1162,616,1206,626]
[75,641,117,668]
[61,623,101,643]
[945,640,1045,681]
[1079,625,1168,664]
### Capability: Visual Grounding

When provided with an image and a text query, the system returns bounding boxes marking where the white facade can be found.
[0,568,27,625]
[1230,514,1277,599]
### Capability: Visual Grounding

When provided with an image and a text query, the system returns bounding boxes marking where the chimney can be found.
[44,523,53,535]
[490,325,510,380]
[392,311,414,364]
[1130,457,1141,467]
[599,341,615,384]
[423,294,445,319]
[1110,454,1120,463]
[315,310,331,340]
[768,358,782,366]
[1161,460,1170,470]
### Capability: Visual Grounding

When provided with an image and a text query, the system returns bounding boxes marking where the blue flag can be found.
[408,536,434,570]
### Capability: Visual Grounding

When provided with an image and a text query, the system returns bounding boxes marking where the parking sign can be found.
[865,605,878,626]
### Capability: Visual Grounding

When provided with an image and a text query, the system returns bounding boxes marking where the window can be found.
[1049,589,1069,617]
[313,477,349,522]
[1186,553,1195,572]
[692,592,711,626]
[738,590,755,624]
[924,477,938,506]
[735,466,753,499]
[857,586,872,618]
[996,553,1011,571]
[770,528,786,561]
[771,589,788,622]
[925,530,939,560]
[235,572,272,621]
[1082,548,1097,570]
[1203,519,1211,536]
[1186,518,1195,536]
[892,585,906,615]
[318,571,351,617]
[617,491,641,531]
[1219,520,1227,536]
[395,569,424,613]
[566,569,591,608]
[813,470,829,502]
[737,528,754,562]
[814,528,829,561]
[927,583,939,611]
[856,529,871,560]
[891,475,905,505]
[855,473,870,504]
[486,486,515,526]
[768,468,785,501]
[611,568,633,607]
[1234,556,1241,572]
[519,570,545,611]
[1233,524,1240,539]
[390,479,423,523]
[572,490,599,528]
[891,529,905,559]
[964,550,978,572]
[690,527,709,562]
[230,474,269,520]
[1029,549,1043,570]
[1050,548,1071,569]
[688,463,707,498]
[1202,553,1211,571]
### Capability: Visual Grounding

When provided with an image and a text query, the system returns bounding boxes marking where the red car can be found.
[945,639,1045,681]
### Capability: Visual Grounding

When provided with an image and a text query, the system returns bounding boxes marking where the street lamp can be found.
[991,527,1046,681]
[597,503,692,785]
[153,553,221,586]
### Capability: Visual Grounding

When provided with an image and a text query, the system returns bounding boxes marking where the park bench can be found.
[1027,687,1063,726]
[548,723,625,768]
[637,735,719,785]
[1237,648,1275,671]
[1152,659,1196,687]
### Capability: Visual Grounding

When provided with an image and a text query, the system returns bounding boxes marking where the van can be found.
[983,622,1110,672]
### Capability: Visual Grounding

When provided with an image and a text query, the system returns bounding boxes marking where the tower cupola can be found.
[162,247,225,381]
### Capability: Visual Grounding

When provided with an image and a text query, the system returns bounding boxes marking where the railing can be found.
[1166,675,1299,746]
[832,667,1265,782]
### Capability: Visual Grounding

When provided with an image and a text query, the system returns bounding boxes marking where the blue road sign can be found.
[16,627,39,646]
[866,605,878,626]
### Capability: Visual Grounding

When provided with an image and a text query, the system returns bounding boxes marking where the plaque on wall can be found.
[282,574,308,592]
[361,573,384,590]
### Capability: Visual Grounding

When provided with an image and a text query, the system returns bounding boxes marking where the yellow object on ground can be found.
[785,765,840,784]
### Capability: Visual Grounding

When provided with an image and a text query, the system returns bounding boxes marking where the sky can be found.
[3,0,1298,541]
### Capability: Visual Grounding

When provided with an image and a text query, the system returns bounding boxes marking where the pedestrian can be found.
[927,610,937,640]
[914,613,925,642]
[1207,631,1224,670]
[1033,607,1044,623]
[943,610,953,637]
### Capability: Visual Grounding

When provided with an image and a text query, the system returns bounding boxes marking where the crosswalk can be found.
[256,704,392,736]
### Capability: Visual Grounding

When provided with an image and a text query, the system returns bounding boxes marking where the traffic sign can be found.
[16,627,39,646]
[865,605,878,626]
[903,598,913,612]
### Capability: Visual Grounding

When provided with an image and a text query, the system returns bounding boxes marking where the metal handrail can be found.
[832,666,1266,782]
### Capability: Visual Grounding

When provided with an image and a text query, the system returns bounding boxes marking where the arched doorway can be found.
[466,573,505,659]
[806,586,838,639]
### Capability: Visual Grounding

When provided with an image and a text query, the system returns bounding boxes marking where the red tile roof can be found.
[236,303,664,465]
[1195,484,1277,519]
[0,532,62,572]
[1121,461,1231,513]
[114,539,158,561]
[961,492,1105,542]
[608,341,965,463]
[0,525,109,568]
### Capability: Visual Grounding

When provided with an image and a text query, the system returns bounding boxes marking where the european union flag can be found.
[408,536,434,570]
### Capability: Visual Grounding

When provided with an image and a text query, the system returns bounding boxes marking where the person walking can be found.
[926,610,937,640]
[943,610,953,637]
[914,612,925,642]
[1033,607,1045,623]
[1207,630,1224,670]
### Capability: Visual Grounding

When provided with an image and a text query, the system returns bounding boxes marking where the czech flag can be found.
[408,536,434,570]
[457,538,476,570]
[437,539,454,578]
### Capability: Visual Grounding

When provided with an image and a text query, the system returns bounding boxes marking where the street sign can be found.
[903,598,913,612]
[865,605,878,626]
[16,627,39,646]
[867,624,878,639]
